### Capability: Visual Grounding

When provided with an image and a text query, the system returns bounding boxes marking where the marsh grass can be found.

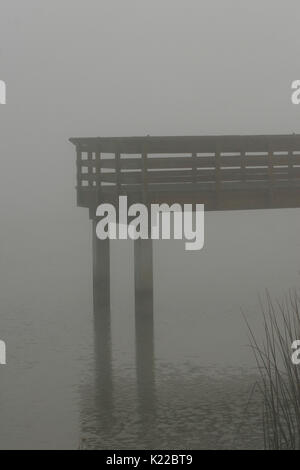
[245,290,300,449]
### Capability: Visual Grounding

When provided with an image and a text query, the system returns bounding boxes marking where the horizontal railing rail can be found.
[69,135,300,198]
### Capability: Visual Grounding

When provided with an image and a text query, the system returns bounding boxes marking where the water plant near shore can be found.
[246,290,300,450]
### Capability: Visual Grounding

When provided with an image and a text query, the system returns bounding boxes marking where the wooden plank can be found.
[70,134,300,154]
[87,150,93,188]
[78,181,300,209]
[76,144,82,190]
[79,166,300,186]
[77,184,300,212]
[95,181,275,193]
[77,153,300,173]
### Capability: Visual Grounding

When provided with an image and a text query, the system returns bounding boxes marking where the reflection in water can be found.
[135,299,156,448]
[2,210,300,449]
[93,303,113,433]
[134,237,156,441]
[83,232,158,448]
[82,222,263,449]
[79,232,264,450]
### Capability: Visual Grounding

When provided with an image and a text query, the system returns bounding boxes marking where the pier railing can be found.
[69,134,300,211]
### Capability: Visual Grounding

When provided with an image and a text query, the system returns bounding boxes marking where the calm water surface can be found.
[1,209,300,449]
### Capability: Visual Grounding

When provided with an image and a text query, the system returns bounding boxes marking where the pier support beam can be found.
[134,237,153,312]
[92,219,110,310]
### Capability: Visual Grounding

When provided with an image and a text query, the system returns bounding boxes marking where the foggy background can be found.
[0,0,300,449]
[0,0,300,221]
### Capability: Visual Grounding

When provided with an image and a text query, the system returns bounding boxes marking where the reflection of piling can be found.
[93,306,113,425]
[134,237,156,435]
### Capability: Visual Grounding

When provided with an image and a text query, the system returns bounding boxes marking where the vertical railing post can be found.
[76,143,83,207]
[288,144,293,181]
[76,143,82,189]
[95,143,102,203]
[215,145,221,208]
[88,148,93,188]
[141,144,148,203]
[241,149,246,182]
[192,152,197,185]
[268,144,274,206]
[115,146,121,193]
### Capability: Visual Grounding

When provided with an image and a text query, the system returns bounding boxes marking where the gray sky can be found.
[0,0,300,218]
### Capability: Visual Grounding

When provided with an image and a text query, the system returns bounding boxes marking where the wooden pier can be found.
[69,132,300,315]
[70,134,300,214]
[70,133,300,411]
